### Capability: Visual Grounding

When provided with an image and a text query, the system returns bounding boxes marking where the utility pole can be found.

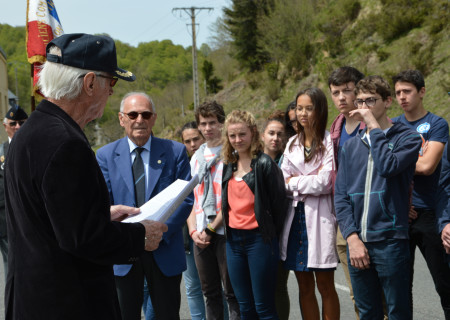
[173,7,213,111]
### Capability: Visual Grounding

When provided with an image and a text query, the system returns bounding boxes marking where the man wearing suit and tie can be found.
[97,92,194,320]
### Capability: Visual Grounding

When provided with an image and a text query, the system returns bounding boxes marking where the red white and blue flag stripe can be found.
[26,0,64,63]
[26,0,63,96]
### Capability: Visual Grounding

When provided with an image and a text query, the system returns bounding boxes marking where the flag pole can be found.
[30,63,35,112]
[26,0,64,111]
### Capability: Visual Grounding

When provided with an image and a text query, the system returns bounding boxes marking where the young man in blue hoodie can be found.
[335,76,422,319]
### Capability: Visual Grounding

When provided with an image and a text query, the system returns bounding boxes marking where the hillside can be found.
[207,0,449,130]
[0,0,448,146]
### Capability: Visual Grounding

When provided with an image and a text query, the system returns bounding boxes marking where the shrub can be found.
[376,0,430,41]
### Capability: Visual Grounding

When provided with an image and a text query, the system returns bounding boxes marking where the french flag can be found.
[26,0,64,95]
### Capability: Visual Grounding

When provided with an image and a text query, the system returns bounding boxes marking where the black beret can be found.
[5,105,28,120]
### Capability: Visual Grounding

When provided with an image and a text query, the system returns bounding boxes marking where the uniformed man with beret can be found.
[0,104,28,280]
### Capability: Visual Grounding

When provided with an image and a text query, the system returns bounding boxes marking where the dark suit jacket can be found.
[4,100,146,320]
[0,140,9,237]
[96,136,193,277]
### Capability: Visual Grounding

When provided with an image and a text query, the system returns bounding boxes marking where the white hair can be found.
[3,118,7,124]
[38,46,108,100]
[119,92,156,113]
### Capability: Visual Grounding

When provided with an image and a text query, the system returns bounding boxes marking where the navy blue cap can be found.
[46,33,135,81]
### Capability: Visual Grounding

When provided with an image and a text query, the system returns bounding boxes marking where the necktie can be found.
[132,147,145,207]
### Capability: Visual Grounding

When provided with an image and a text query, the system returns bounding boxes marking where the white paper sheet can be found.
[122,174,199,223]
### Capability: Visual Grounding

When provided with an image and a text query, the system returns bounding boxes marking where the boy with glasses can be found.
[335,76,422,319]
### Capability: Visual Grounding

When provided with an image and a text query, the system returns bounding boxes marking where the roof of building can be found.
[8,90,17,100]
[0,45,6,60]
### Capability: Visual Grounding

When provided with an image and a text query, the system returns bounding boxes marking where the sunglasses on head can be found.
[121,111,154,120]
[8,120,25,127]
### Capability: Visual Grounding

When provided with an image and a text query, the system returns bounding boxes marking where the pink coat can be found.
[280,131,338,269]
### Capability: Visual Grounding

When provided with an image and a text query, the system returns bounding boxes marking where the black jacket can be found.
[5,100,145,320]
[222,152,287,242]
[0,140,9,238]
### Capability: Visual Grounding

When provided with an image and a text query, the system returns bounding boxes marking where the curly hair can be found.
[222,110,263,164]
[356,75,391,101]
[262,110,286,133]
[284,101,297,138]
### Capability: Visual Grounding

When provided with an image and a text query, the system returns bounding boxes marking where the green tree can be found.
[376,0,430,41]
[0,24,30,112]
[258,0,316,76]
[315,0,361,57]
[223,0,272,71]
[201,60,223,95]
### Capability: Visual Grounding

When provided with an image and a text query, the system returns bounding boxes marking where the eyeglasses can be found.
[121,111,154,120]
[78,73,118,87]
[354,97,380,108]
[96,74,118,87]
[8,120,25,127]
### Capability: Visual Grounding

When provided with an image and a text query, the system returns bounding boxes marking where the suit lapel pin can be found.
[157,160,162,164]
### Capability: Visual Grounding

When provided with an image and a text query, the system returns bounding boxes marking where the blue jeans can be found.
[348,239,411,320]
[226,228,279,320]
[184,239,206,320]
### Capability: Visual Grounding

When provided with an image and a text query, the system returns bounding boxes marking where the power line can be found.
[172,7,213,111]
[129,11,172,45]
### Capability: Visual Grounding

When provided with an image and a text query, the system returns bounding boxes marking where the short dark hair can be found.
[180,121,201,140]
[356,76,391,101]
[328,66,365,88]
[392,69,425,92]
[195,101,225,124]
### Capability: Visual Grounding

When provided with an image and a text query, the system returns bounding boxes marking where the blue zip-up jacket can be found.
[335,121,422,242]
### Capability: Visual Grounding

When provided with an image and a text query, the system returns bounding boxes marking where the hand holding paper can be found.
[123,175,199,224]
[140,220,168,251]
[110,205,140,221]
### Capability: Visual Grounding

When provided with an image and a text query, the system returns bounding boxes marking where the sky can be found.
[1,0,230,48]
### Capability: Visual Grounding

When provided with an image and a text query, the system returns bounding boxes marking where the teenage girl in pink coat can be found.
[280,87,340,320]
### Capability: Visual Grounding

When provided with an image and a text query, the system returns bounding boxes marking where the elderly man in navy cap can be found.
[4,33,168,320]
[0,105,28,281]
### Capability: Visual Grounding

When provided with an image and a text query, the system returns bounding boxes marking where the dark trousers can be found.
[115,252,182,320]
[275,260,290,320]
[410,209,450,320]
[194,233,241,320]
